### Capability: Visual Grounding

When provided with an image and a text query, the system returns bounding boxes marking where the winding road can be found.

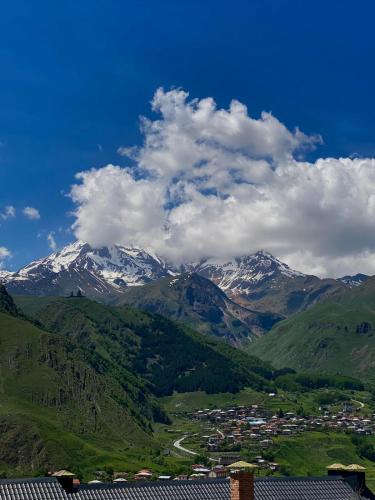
[351,399,365,409]
[216,428,225,439]
[173,436,198,456]
[173,434,220,463]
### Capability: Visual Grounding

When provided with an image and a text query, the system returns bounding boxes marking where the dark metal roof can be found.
[0,475,370,500]
[0,477,68,499]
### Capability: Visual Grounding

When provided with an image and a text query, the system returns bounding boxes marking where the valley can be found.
[157,388,375,490]
[1,244,375,484]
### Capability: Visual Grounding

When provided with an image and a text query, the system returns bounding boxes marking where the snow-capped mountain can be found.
[186,251,346,316]
[187,251,306,293]
[1,242,348,314]
[2,241,173,301]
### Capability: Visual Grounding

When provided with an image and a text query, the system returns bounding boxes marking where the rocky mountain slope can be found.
[0,270,12,281]
[188,251,347,316]
[121,272,282,347]
[1,242,354,317]
[339,273,369,287]
[251,276,375,382]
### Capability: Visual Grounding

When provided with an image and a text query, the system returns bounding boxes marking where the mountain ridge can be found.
[120,272,283,347]
[1,241,363,316]
[185,252,348,316]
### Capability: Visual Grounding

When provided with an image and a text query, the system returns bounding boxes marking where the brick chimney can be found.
[229,461,257,500]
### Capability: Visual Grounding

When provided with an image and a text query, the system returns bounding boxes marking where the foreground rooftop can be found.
[0,475,374,500]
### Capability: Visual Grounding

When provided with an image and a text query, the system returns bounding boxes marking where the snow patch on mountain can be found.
[187,250,306,296]
[0,242,354,309]
[0,270,13,283]
[2,241,173,297]
[339,273,369,287]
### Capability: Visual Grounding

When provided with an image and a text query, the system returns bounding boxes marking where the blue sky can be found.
[1,0,375,271]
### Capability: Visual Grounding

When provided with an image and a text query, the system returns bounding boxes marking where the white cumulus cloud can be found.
[23,206,40,220]
[0,246,11,268]
[47,232,57,251]
[70,88,375,277]
[1,205,16,220]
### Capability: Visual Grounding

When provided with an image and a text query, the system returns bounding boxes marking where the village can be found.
[74,400,375,484]
[177,401,375,475]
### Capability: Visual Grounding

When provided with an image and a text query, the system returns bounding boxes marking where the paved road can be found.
[173,435,220,463]
[216,428,225,439]
[173,436,198,455]
[351,399,365,409]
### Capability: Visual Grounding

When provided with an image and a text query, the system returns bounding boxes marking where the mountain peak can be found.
[3,242,171,300]
[189,250,305,292]
[339,273,369,287]
[0,242,347,317]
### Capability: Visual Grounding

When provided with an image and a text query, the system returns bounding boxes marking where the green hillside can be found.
[3,286,375,481]
[16,294,275,395]
[120,273,282,347]
[0,286,280,478]
[0,286,164,478]
[251,277,375,382]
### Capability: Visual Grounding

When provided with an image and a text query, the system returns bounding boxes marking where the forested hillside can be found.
[0,286,164,477]
[17,294,275,395]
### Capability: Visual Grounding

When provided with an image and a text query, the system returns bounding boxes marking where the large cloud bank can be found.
[70,88,375,277]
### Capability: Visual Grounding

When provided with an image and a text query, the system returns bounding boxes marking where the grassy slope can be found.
[0,289,171,478]
[251,277,375,382]
[272,432,375,489]
[0,312,152,477]
[10,292,375,482]
[16,295,275,396]
[0,292,281,478]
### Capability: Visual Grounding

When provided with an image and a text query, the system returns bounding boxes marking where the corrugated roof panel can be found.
[0,475,369,500]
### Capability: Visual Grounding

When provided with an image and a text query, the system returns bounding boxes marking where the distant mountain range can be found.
[0,241,370,342]
[252,275,375,382]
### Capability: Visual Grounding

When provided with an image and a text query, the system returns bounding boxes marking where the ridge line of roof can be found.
[0,474,351,488]
[0,477,58,484]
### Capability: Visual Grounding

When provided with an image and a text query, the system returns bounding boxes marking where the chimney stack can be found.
[229,461,257,500]
[327,463,366,494]
[52,470,76,492]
